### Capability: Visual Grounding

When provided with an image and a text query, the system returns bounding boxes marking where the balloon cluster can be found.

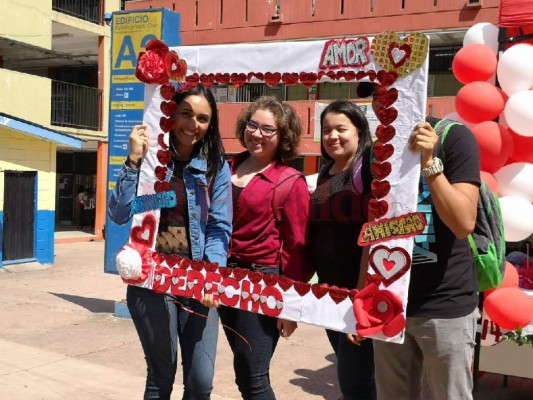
[446,22,533,331]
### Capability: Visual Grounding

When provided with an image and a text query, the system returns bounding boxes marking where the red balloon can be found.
[509,129,533,163]
[470,121,513,173]
[484,287,533,330]
[452,44,497,84]
[485,262,519,297]
[455,82,505,123]
[480,171,499,194]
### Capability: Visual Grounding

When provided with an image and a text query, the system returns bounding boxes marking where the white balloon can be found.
[504,90,533,137]
[463,23,499,55]
[499,195,533,242]
[497,44,533,96]
[495,163,533,202]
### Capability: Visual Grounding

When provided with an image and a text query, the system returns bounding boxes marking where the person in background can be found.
[220,96,313,400]
[307,100,376,400]
[360,81,482,400]
[107,83,232,400]
[76,186,87,230]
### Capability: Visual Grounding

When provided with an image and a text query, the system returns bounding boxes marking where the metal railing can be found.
[52,0,102,24]
[51,81,102,131]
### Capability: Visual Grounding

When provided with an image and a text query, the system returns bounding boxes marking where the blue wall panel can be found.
[35,210,55,264]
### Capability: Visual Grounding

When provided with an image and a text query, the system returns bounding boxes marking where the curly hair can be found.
[235,96,302,163]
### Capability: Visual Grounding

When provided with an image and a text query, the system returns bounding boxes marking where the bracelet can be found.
[126,155,141,169]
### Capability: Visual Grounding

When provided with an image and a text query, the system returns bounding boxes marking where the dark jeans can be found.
[326,329,376,400]
[127,285,219,400]
[219,306,280,400]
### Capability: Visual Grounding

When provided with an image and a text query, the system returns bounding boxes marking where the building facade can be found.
[0,0,123,267]
[123,0,500,172]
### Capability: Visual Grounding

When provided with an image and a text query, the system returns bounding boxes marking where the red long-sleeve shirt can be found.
[229,152,313,282]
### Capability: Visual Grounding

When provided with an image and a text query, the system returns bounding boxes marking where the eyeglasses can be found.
[245,120,278,137]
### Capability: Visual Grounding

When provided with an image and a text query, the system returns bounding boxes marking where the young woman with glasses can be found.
[219,96,314,399]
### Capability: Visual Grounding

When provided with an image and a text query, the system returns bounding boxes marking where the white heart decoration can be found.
[370,245,411,283]
[260,295,267,303]
[219,285,226,294]
[252,294,260,302]
[154,274,162,282]
[391,48,406,64]
[172,277,179,285]
[276,301,283,310]
[187,281,195,289]
[242,292,249,300]
[141,229,150,241]
[205,283,212,291]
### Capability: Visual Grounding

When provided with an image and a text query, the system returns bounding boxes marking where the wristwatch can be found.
[421,157,443,177]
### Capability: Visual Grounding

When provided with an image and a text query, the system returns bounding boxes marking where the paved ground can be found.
[1,240,532,399]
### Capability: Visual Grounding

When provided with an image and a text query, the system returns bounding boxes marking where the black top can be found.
[408,119,481,318]
[308,150,372,289]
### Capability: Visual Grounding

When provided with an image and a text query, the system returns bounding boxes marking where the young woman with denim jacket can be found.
[218,96,313,400]
[107,84,232,400]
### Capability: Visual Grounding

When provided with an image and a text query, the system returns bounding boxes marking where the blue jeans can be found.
[219,306,280,400]
[326,330,376,400]
[127,285,219,400]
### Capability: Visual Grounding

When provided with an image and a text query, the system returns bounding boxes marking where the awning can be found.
[499,0,533,28]
[0,112,84,148]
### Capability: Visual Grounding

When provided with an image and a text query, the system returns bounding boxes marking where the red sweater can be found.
[229,152,313,282]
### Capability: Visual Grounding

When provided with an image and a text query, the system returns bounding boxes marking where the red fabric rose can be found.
[135,50,168,84]
[353,283,406,338]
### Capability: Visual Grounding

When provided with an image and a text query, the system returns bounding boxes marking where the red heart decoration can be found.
[165,52,187,80]
[375,125,396,143]
[348,288,359,301]
[186,73,200,88]
[371,179,391,199]
[155,166,168,181]
[200,73,215,88]
[160,117,175,133]
[367,70,377,81]
[157,149,172,165]
[130,214,156,246]
[177,257,190,270]
[299,72,318,88]
[232,268,247,281]
[204,262,218,272]
[160,100,177,117]
[277,276,293,291]
[311,283,329,299]
[247,72,256,81]
[329,287,349,304]
[355,71,366,81]
[388,43,412,68]
[215,73,231,85]
[191,260,205,271]
[372,161,392,180]
[160,84,176,101]
[373,142,394,161]
[248,271,263,284]
[157,133,168,150]
[294,281,311,296]
[263,274,279,287]
[152,252,163,266]
[369,198,389,219]
[377,70,398,86]
[377,107,398,126]
[264,72,281,88]
[220,267,232,278]
[282,72,299,86]
[154,180,170,193]
[326,71,337,80]
[335,71,346,80]
[344,71,356,81]
[318,71,327,80]
[254,72,264,81]
[231,73,247,88]
[375,87,399,108]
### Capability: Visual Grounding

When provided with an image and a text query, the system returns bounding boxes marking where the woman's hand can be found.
[200,293,219,308]
[129,124,149,162]
[277,318,297,338]
[346,333,366,346]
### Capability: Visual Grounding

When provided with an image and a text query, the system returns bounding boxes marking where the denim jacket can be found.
[107,155,232,267]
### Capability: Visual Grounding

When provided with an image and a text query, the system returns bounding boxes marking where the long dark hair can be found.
[172,83,225,178]
[319,100,372,163]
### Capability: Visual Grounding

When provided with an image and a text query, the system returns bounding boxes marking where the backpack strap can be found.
[431,118,460,161]
[272,168,302,224]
